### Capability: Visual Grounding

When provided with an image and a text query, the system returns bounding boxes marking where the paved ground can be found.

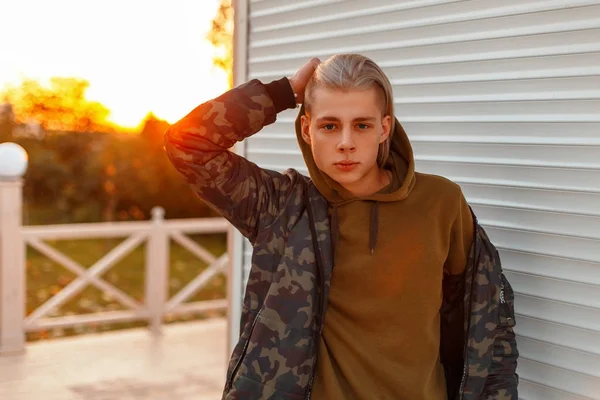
[0,318,228,400]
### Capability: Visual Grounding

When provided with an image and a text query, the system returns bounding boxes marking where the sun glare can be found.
[0,0,228,130]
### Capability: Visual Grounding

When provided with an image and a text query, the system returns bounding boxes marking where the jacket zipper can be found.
[305,327,323,399]
[306,372,315,399]
[225,308,262,392]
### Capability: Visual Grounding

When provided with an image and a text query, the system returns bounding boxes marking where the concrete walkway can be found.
[0,318,228,400]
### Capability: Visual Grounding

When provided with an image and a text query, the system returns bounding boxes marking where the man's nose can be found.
[337,128,356,152]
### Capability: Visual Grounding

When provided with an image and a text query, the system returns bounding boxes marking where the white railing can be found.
[0,143,231,355]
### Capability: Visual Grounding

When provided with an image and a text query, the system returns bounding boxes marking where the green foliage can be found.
[2,77,114,133]
[208,0,234,88]
[9,113,216,225]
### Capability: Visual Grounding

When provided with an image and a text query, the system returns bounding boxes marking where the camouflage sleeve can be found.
[483,267,519,399]
[163,78,299,244]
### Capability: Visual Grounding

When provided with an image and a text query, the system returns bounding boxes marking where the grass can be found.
[25,233,227,341]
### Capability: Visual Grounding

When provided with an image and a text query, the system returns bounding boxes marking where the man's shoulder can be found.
[414,171,463,197]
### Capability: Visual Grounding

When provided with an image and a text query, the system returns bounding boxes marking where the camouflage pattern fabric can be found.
[164,79,518,400]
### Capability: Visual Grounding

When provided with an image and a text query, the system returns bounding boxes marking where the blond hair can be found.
[304,54,395,167]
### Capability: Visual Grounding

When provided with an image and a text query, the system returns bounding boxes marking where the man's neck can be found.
[342,167,391,198]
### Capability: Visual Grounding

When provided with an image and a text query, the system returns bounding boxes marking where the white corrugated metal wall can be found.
[233,0,600,398]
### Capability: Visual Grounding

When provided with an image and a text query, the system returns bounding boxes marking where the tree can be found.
[1,77,115,133]
[140,112,171,148]
[0,103,15,142]
[208,0,234,89]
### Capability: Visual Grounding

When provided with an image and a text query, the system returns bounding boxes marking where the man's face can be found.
[301,87,391,196]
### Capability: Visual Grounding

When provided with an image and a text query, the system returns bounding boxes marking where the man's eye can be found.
[357,123,370,130]
[323,124,336,131]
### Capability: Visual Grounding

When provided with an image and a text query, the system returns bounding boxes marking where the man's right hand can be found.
[289,58,320,104]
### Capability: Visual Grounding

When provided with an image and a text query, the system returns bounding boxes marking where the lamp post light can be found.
[0,142,28,181]
[0,142,28,354]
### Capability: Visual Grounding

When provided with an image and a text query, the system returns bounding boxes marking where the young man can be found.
[164,54,518,400]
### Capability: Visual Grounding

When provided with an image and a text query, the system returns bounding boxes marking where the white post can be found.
[145,206,169,334]
[228,0,249,357]
[0,143,28,355]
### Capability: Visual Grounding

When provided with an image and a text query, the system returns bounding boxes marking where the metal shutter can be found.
[235,1,600,398]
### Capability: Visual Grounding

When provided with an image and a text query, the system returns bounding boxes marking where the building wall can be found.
[234,1,600,398]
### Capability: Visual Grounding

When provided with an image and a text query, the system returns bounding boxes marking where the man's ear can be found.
[380,115,392,144]
[301,115,311,145]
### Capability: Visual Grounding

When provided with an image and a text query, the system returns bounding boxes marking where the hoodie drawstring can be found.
[330,191,380,257]
[369,201,379,255]
[330,200,379,256]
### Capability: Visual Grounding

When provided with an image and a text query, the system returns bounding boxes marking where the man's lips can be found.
[334,161,359,171]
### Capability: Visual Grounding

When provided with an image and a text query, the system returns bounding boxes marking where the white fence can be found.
[0,143,231,355]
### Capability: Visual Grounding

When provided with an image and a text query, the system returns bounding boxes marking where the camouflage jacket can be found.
[164,79,519,400]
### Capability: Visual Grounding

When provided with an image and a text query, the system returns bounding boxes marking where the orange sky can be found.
[0,0,229,128]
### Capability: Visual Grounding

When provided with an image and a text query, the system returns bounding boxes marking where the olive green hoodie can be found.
[295,105,474,399]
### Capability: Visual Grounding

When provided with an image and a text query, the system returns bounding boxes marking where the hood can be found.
[295,104,416,254]
[295,103,416,203]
